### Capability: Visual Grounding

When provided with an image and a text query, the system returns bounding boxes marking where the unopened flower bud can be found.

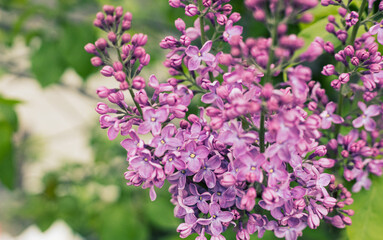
[101,66,114,77]
[121,33,131,44]
[339,73,350,84]
[91,57,103,67]
[108,32,117,44]
[321,64,335,76]
[185,4,198,16]
[132,33,148,46]
[220,173,236,187]
[175,18,186,32]
[132,76,146,90]
[95,38,108,50]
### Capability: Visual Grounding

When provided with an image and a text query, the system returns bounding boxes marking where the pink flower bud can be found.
[229,12,241,23]
[103,5,115,15]
[218,54,233,66]
[356,49,369,61]
[220,173,236,187]
[132,76,146,90]
[339,73,350,84]
[114,71,126,82]
[324,41,334,54]
[108,91,124,104]
[185,4,198,16]
[101,66,114,77]
[331,79,341,90]
[180,35,191,47]
[84,43,97,54]
[210,117,224,130]
[121,33,131,44]
[134,47,146,58]
[308,101,317,111]
[175,18,186,32]
[344,45,354,57]
[132,33,148,46]
[121,20,131,31]
[169,0,181,8]
[338,7,347,17]
[113,62,123,71]
[325,23,335,33]
[95,38,108,50]
[328,139,338,150]
[203,0,212,7]
[216,13,228,25]
[96,102,110,114]
[262,83,273,99]
[119,81,129,90]
[140,53,151,66]
[351,57,359,66]
[91,57,103,67]
[134,89,149,105]
[96,86,112,98]
[108,32,117,44]
[316,158,336,168]
[370,63,381,73]
[96,12,105,20]
[344,198,353,205]
[166,93,179,106]
[262,188,279,205]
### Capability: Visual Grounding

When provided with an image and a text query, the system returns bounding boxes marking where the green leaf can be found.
[346,176,383,240]
[144,194,181,230]
[0,124,15,189]
[58,22,97,81]
[31,40,68,87]
[0,97,19,131]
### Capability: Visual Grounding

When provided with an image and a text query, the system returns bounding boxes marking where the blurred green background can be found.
[0,0,382,239]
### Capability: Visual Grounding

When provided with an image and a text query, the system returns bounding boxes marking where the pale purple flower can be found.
[129,150,155,179]
[320,102,344,129]
[162,153,185,175]
[352,102,380,131]
[193,155,221,188]
[121,130,144,157]
[138,107,169,135]
[181,141,209,173]
[352,170,372,192]
[149,124,182,156]
[262,157,288,187]
[168,167,194,189]
[198,203,233,236]
[223,20,243,42]
[237,149,266,183]
[185,41,215,71]
[183,184,211,214]
[274,218,306,240]
[369,20,383,45]
[185,18,210,41]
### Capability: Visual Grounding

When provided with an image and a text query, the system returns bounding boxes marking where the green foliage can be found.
[31,40,68,87]
[346,176,383,240]
[0,96,19,189]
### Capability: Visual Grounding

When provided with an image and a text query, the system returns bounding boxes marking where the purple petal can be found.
[196,146,209,159]
[197,201,209,214]
[154,144,167,157]
[326,102,337,114]
[200,40,213,54]
[209,203,221,216]
[152,123,162,136]
[357,101,367,112]
[149,74,159,89]
[210,220,223,236]
[184,196,198,206]
[364,118,376,131]
[149,186,157,201]
[218,211,233,222]
[137,122,152,135]
[229,25,243,36]
[201,92,216,104]
[370,24,380,35]
[107,126,119,140]
[188,159,202,173]
[352,116,364,128]
[207,155,221,169]
[365,104,380,117]
[185,45,199,57]
[321,118,332,129]
[204,171,216,188]
[193,170,204,183]
[331,114,344,124]
[188,57,201,71]
[197,218,212,226]
[202,53,215,63]
[156,108,169,122]
[377,29,383,45]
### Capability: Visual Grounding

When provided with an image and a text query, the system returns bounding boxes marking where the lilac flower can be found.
[138,107,169,135]
[185,18,210,41]
[320,102,344,129]
[162,153,185,175]
[352,170,372,192]
[237,149,266,183]
[149,124,182,156]
[183,184,211,214]
[274,218,306,240]
[223,20,243,42]
[198,203,233,236]
[181,141,209,173]
[185,41,215,71]
[129,150,155,179]
[193,155,221,188]
[352,102,380,131]
[247,214,277,238]
[369,20,383,45]
[121,130,144,157]
[262,157,289,187]
[168,167,194,189]
[211,184,236,208]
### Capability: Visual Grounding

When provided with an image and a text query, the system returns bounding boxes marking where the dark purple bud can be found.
[93,19,103,28]
[180,119,190,129]
[222,4,233,15]
[95,38,108,50]
[324,41,334,54]
[105,15,114,26]
[351,57,359,66]
[328,15,335,22]
[185,4,198,16]
[91,57,103,67]
[344,45,354,57]
[84,43,97,54]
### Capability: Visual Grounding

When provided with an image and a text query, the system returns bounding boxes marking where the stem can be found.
[259,112,265,153]
[129,88,143,116]
[198,0,206,44]
[334,0,367,137]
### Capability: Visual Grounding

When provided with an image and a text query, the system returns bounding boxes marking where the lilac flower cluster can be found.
[86,1,383,239]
